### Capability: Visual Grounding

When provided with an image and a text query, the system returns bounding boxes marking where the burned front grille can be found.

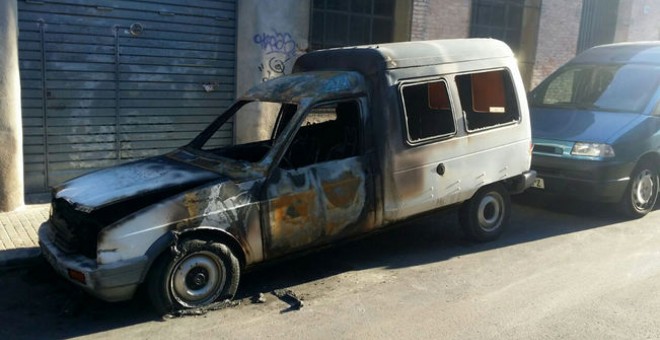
[50,198,106,258]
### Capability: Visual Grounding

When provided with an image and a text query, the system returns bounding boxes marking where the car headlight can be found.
[571,142,615,158]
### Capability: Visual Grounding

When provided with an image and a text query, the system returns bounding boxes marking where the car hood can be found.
[54,155,223,211]
[531,106,642,144]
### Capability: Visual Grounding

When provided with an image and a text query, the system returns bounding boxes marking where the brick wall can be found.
[409,0,566,88]
[410,0,471,40]
[408,0,657,89]
[531,0,583,88]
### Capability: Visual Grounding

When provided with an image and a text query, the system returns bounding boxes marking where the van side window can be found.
[280,100,361,169]
[401,80,456,143]
[456,70,520,131]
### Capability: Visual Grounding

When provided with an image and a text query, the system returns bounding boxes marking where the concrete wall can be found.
[0,0,24,212]
[615,0,660,42]
[394,0,413,42]
[518,0,542,89]
[234,0,310,143]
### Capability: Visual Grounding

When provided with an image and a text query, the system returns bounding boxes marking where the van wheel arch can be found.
[144,228,247,272]
[175,228,247,270]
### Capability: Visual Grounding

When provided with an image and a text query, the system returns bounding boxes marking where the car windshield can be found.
[187,100,297,164]
[531,63,660,113]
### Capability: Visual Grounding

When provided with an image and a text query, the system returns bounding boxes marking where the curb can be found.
[0,247,43,270]
[0,202,50,270]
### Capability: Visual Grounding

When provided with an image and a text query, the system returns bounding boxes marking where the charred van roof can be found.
[569,42,660,65]
[240,71,366,103]
[293,38,513,75]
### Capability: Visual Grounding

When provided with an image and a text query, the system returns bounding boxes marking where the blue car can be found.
[530,42,660,218]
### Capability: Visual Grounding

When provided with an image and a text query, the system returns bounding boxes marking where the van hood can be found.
[531,106,642,144]
[54,155,223,212]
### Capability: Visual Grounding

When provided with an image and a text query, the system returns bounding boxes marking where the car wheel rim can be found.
[632,169,656,210]
[477,192,503,232]
[171,251,226,307]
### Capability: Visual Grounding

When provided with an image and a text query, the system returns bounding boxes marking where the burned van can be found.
[39,39,535,314]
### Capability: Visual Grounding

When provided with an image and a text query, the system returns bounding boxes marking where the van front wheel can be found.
[619,161,658,219]
[147,239,240,316]
[459,183,510,242]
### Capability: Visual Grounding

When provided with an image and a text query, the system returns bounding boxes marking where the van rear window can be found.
[456,70,520,131]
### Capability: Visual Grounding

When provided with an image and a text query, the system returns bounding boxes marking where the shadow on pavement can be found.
[0,191,637,338]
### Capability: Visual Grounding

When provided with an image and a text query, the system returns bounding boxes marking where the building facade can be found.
[236,0,659,151]
[402,0,657,87]
[1,0,658,202]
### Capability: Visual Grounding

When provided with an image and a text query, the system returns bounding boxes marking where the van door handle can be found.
[436,163,445,176]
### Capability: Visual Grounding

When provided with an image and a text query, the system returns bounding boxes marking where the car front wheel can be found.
[147,238,240,316]
[620,161,659,218]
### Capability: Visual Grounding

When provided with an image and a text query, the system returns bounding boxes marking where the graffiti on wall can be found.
[253,30,301,82]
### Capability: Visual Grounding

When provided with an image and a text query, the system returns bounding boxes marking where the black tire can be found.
[147,239,240,315]
[619,161,658,219]
[459,183,511,242]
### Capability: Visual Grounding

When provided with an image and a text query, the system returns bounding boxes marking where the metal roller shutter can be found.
[18,0,236,193]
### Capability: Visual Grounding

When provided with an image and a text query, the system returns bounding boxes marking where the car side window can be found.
[280,100,361,169]
[456,69,520,131]
[400,80,456,144]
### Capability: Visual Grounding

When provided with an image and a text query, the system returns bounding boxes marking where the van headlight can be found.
[571,143,615,158]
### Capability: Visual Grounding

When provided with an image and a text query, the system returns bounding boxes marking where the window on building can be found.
[469,0,524,52]
[456,70,520,131]
[401,80,456,143]
[310,0,395,50]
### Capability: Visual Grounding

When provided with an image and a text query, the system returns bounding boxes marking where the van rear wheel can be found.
[147,239,240,316]
[459,183,510,242]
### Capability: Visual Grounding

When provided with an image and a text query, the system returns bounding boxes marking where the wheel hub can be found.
[478,194,502,231]
[171,251,226,307]
[186,267,209,290]
[633,170,655,207]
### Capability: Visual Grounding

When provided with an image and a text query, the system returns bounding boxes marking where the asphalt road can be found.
[2,192,660,339]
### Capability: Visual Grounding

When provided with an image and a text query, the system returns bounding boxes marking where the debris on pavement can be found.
[165,299,240,318]
[252,292,267,304]
[272,289,304,312]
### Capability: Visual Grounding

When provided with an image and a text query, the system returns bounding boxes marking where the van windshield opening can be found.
[531,64,660,113]
[188,101,297,163]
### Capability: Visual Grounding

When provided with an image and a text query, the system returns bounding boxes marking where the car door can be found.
[263,99,371,259]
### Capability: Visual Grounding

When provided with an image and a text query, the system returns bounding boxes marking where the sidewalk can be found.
[0,203,50,269]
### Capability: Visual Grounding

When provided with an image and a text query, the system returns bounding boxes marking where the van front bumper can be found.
[531,154,633,203]
[39,222,149,302]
